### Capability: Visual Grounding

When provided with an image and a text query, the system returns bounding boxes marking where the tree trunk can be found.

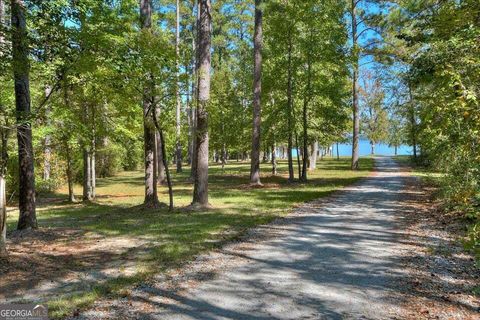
[0,176,6,257]
[152,111,174,211]
[43,86,52,182]
[66,147,75,203]
[175,0,183,173]
[186,106,193,165]
[156,132,166,185]
[301,53,311,181]
[0,0,7,256]
[371,141,375,155]
[408,85,417,160]
[12,0,37,229]
[82,149,92,201]
[0,118,8,256]
[295,132,301,180]
[143,105,159,207]
[89,106,96,199]
[186,3,196,167]
[262,148,268,163]
[287,32,294,182]
[191,0,211,207]
[394,145,398,156]
[250,0,263,185]
[189,0,200,181]
[221,143,226,172]
[336,142,340,160]
[351,0,360,170]
[90,141,96,199]
[0,0,3,45]
[271,143,277,175]
[141,0,160,208]
[309,141,318,170]
[82,103,94,201]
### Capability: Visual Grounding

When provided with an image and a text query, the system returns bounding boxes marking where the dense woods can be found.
[0,0,478,259]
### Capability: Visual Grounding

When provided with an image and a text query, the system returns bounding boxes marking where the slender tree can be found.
[250,0,263,185]
[82,103,95,201]
[350,0,360,170]
[156,131,166,184]
[43,85,52,182]
[175,0,182,173]
[0,0,7,256]
[12,0,37,229]
[271,142,277,175]
[189,1,200,181]
[140,0,160,208]
[191,0,211,208]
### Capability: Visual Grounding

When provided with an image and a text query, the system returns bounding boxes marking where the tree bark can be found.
[66,146,75,203]
[175,0,183,173]
[82,104,94,201]
[90,139,96,199]
[152,110,173,211]
[189,0,200,181]
[191,0,211,208]
[0,0,4,45]
[309,141,318,170]
[371,141,375,155]
[12,0,37,229]
[89,106,96,199]
[287,32,294,182]
[295,132,301,180]
[0,176,6,257]
[185,3,196,167]
[271,143,277,175]
[408,85,417,160]
[301,52,311,181]
[43,86,52,182]
[0,119,8,256]
[221,143,226,172]
[351,0,360,170]
[82,149,92,200]
[0,0,7,256]
[250,0,262,185]
[156,132,166,185]
[141,0,160,208]
[336,142,340,160]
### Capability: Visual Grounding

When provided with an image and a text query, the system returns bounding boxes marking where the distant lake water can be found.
[290,139,413,157]
[333,139,412,157]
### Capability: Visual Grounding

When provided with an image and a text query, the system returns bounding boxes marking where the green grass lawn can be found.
[6,157,373,318]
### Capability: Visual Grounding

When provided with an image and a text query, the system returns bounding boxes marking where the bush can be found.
[464,220,480,267]
[96,143,123,178]
[122,139,143,171]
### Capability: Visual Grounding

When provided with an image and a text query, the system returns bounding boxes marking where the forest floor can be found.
[0,158,374,318]
[393,157,479,319]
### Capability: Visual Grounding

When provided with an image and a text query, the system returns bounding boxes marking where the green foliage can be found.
[464,221,480,266]
[359,71,389,147]
[381,0,480,261]
[96,141,124,178]
[262,0,350,149]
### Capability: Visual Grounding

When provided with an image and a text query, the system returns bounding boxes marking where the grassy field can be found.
[4,157,373,318]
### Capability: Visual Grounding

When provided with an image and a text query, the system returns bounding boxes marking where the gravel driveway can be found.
[77,157,409,320]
